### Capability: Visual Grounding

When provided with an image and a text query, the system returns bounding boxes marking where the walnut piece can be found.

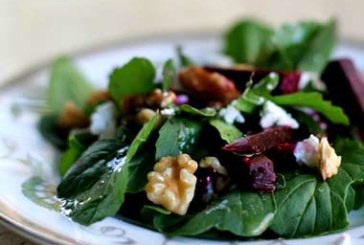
[319,137,342,180]
[137,108,156,124]
[58,102,89,129]
[145,154,198,215]
[200,157,227,175]
[145,88,176,108]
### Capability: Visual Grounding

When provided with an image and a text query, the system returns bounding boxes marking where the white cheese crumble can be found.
[90,102,116,138]
[160,108,176,116]
[260,101,299,129]
[294,134,320,168]
[218,103,245,124]
[298,72,326,91]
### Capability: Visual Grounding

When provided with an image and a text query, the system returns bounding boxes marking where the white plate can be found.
[1,33,364,245]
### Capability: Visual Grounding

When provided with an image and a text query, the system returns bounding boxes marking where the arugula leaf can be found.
[57,139,128,225]
[48,56,93,113]
[270,92,349,125]
[224,19,273,64]
[252,72,279,97]
[109,57,156,102]
[38,114,67,150]
[297,20,336,72]
[162,59,175,91]
[57,139,127,198]
[179,104,216,117]
[223,19,336,72]
[59,132,96,176]
[155,117,203,160]
[176,46,194,67]
[270,174,348,238]
[209,119,242,144]
[124,114,162,193]
[234,80,266,113]
[271,139,364,237]
[164,191,275,237]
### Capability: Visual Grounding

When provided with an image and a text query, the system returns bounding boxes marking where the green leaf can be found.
[252,72,279,97]
[297,20,336,72]
[171,191,275,237]
[179,104,216,117]
[176,46,194,67]
[126,114,161,162]
[155,117,203,160]
[224,19,274,64]
[108,57,156,102]
[209,119,242,144]
[57,139,128,225]
[48,56,93,113]
[59,132,96,176]
[234,80,266,113]
[271,139,364,238]
[162,59,175,91]
[271,174,348,238]
[270,92,349,125]
[125,114,162,193]
[38,114,67,150]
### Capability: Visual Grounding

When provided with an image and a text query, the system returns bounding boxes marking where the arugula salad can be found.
[38,19,364,239]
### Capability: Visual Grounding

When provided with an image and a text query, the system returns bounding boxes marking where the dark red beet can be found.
[204,66,300,94]
[222,127,295,154]
[321,59,364,135]
[243,155,277,192]
[266,143,297,170]
[279,72,300,94]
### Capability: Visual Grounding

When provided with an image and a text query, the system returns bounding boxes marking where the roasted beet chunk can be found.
[223,126,295,154]
[321,59,364,135]
[279,72,300,94]
[243,155,277,192]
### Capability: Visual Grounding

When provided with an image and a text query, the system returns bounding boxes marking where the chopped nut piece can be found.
[200,157,227,175]
[319,137,341,180]
[145,154,198,215]
[58,102,89,129]
[178,67,240,106]
[120,95,145,114]
[137,108,156,124]
[146,89,176,108]
[294,135,342,180]
[86,90,111,107]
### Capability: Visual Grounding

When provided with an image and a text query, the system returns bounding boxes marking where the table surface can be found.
[1,0,364,244]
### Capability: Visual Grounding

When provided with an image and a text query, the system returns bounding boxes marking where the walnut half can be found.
[145,154,198,215]
[319,137,342,180]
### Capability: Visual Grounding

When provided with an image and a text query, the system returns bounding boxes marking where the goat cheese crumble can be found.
[219,103,245,124]
[260,101,299,129]
[294,134,320,168]
[90,102,116,137]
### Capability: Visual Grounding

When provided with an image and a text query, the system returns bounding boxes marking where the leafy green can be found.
[252,72,279,96]
[270,92,349,125]
[155,117,203,160]
[159,191,275,237]
[57,139,128,225]
[176,46,194,67]
[209,119,242,144]
[224,19,273,64]
[38,114,67,150]
[271,174,348,237]
[179,104,216,117]
[109,57,156,102]
[223,19,336,72]
[162,59,175,91]
[59,132,96,176]
[48,56,93,113]
[271,139,364,237]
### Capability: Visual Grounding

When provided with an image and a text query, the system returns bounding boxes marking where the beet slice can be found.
[204,66,301,94]
[321,59,364,131]
[222,126,295,154]
[242,154,277,192]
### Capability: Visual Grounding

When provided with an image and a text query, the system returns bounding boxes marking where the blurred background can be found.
[0,0,363,244]
[1,0,364,84]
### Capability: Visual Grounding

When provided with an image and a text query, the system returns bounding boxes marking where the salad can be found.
[38,19,364,240]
